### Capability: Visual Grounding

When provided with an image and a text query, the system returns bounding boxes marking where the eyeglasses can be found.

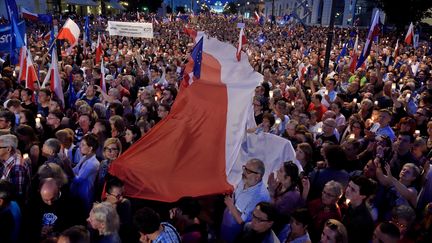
[104,147,119,153]
[322,190,338,198]
[107,192,123,200]
[242,165,259,175]
[252,213,270,222]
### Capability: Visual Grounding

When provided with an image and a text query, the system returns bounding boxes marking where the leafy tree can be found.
[377,0,432,29]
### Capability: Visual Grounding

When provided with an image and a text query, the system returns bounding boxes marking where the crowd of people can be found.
[0,11,432,243]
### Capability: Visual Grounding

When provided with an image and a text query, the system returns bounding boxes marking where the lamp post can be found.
[322,0,337,83]
[271,0,275,28]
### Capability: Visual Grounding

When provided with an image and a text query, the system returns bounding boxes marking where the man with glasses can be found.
[221,158,270,243]
[104,176,133,243]
[236,202,279,243]
[0,134,31,204]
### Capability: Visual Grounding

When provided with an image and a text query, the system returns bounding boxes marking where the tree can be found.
[377,0,432,29]
[223,2,238,15]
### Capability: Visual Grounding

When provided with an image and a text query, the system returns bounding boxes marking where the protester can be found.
[0,9,431,243]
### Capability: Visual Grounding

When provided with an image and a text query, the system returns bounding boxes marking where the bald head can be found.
[40,178,60,206]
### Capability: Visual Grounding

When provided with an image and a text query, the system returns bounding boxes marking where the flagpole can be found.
[322,0,337,83]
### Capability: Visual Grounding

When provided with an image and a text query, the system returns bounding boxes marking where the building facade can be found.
[263,0,380,27]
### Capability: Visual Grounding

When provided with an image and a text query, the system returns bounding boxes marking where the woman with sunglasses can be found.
[268,161,304,233]
[95,138,122,201]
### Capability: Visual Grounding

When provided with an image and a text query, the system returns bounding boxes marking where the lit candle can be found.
[23,153,29,160]
[275,118,281,125]
[37,114,42,118]
[317,127,322,133]
[269,91,274,98]
[291,101,295,106]
[35,118,41,128]
[324,90,328,95]
[353,98,357,103]
[406,93,411,99]
[349,134,355,139]
[391,83,396,91]
[415,130,420,136]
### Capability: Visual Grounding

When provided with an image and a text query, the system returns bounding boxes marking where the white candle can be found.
[317,127,322,133]
[353,98,357,103]
[406,93,411,99]
[415,130,420,136]
[349,134,355,139]
[23,153,29,160]
[391,83,396,91]
[269,91,274,99]
[36,118,41,128]
[275,118,281,125]
[374,101,378,106]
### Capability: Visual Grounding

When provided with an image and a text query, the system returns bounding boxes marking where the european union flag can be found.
[191,37,203,79]
[38,14,53,24]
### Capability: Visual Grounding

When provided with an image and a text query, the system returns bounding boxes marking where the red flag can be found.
[95,34,103,64]
[405,22,414,45]
[109,34,263,202]
[42,48,64,107]
[349,35,359,73]
[57,18,80,47]
[17,46,27,82]
[24,50,39,90]
[236,28,247,61]
[393,39,399,58]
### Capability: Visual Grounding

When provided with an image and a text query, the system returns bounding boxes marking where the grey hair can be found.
[249,158,265,176]
[0,134,18,149]
[44,138,62,154]
[324,180,343,199]
[90,202,120,235]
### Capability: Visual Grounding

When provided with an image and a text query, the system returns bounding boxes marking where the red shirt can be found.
[307,103,327,122]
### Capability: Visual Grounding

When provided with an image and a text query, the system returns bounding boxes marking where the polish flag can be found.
[24,50,39,90]
[21,7,38,21]
[254,11,260,23]
[42,48,64,107]
[393,39,399,58]
[349,35,359,73]
[109,33,265,202]
[100,59,106,93]
[17,46,27,81]
[95,33,103,64]
[405,22,414,45]
[57,18,80,47]
[236,27,247,61]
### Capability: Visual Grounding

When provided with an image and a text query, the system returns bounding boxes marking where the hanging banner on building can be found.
[107,21,153,38]
[0,20,26,52]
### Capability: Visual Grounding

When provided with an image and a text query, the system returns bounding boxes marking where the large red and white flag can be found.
[95,33,103,64]
[57,18,80,47]
[42,48,64,107]
[405,22,414,45]
[109,32,264,202]
[236,28,247,61]
[349,35,359,73]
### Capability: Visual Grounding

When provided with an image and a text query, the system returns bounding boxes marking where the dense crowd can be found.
[0,11,432,243]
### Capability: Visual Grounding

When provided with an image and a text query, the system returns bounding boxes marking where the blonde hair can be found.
[103,138,122,158]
